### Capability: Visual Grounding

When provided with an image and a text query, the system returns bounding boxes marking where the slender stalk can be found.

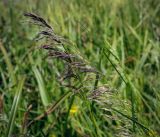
[103,50,137,132]
[111,108,150,133]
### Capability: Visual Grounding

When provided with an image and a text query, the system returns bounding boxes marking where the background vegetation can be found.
[0,0,160,136]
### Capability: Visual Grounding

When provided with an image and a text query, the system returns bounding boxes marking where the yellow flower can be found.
[70,105,79,114]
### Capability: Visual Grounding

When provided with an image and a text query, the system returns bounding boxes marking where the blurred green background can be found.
[0,0,160,136]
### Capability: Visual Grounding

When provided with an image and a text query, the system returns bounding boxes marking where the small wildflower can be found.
[70,105,79,115]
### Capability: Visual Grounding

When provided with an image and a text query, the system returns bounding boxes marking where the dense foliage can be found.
[0,0,160,136]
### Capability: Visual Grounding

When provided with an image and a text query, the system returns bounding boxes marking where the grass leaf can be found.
[32,66,50,107]
[6,76,26,137]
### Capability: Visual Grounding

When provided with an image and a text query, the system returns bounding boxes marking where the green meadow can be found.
[0,0,160,136]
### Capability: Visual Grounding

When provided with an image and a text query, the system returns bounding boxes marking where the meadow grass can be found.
[0,0,160,136]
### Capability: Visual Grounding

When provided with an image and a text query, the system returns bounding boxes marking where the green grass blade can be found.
[32,66,55,122]
[103,50,127,84]
[32,66,50,107]
[6,76,26,137]
[126,24,142,45]
[0,40,16,84]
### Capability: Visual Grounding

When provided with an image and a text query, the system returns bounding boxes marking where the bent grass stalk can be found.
[27,91,72,127]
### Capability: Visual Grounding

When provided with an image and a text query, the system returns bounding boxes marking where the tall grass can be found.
[0,0,159,136]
